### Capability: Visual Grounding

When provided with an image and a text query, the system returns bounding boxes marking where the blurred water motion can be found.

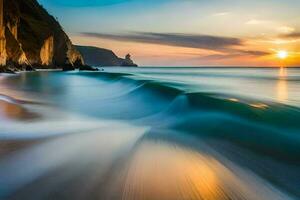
[0,67,299,199]
[0,100,41,121]
[120,140,290,200]
[0,120,148,199]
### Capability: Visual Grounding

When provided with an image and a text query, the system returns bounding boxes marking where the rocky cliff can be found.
[76,45,138,67]
[0,0,84,72]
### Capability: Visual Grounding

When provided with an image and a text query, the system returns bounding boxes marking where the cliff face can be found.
[0,0,84,72]
[76,45,137,67]
[0,0,6,66]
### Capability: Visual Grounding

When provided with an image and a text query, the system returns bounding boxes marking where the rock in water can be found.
[0,0,84,72]
[79,65,99,71]
[121,53,138,67]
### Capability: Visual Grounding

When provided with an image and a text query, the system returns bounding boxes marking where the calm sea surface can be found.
[0,67,299,200]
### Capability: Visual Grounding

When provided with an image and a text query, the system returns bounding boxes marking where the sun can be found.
[277,50,288,59]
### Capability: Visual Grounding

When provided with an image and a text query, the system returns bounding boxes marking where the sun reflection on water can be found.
[277,68,288,104]
[120,140,289,200]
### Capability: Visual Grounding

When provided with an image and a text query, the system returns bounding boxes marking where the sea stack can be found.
[121,54,138,67]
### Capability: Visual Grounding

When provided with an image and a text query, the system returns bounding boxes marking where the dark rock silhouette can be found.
[76,45,138,67]
[121,54,138,67]
[79,65,99,71]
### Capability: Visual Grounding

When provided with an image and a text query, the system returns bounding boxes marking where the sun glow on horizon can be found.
[277,50,288,60]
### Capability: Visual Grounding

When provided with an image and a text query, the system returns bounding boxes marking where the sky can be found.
[38,0,300,66]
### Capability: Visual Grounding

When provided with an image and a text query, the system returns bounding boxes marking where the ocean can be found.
[0,67,299,200]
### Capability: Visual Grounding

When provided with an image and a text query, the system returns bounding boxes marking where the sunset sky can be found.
[38,0,300,66]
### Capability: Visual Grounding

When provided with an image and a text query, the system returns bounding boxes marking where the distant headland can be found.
[76,46,138,67]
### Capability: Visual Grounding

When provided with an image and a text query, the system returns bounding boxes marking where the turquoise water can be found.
[0,67,299,199]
